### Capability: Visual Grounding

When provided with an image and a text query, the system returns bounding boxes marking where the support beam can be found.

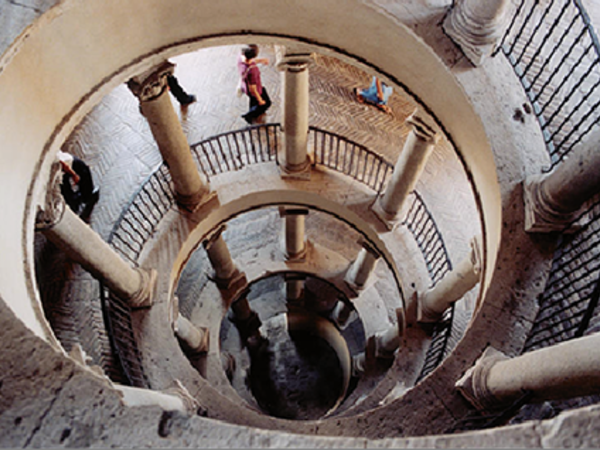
[418,235,482,323]
[279,206,308,260]
[127,61,213,211]
[456,334,600,411]
[443,0,513,66]
[36,167,156,308]
[524,127,600,233]
[372,110,439,229]
[276,50,313,179]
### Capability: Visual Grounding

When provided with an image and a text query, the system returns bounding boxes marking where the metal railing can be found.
[108,163,175,265]
[402,191,453,287]
[523,194,600,352]
[309,126,394,193]
[498,0,600,170]
[99,163,176,387]
[190,123,279,176]
[99,123,456,387]
[99,287,151,388]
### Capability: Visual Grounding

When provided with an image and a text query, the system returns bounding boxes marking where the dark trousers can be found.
[61,158,98,215]
[167,74,195,105]
[243,88,272,124]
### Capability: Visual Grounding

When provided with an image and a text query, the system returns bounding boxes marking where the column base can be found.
[279,157,312,180]
[416,297,444,324]
[343,270,366,293]
[374,330,400,359]
[523,176,580,234]
[455,346,509,412]
[371,197,402,231]
[175,187,218,213]
[128,268,158,309]
[442,4,505,67]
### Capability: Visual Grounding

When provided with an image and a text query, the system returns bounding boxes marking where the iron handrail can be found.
[498,0,600,170]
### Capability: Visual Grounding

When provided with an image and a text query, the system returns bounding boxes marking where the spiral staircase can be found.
[2,0,600,447]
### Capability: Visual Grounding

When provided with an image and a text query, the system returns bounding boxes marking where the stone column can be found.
[372,110,439,229]
[127,61,212,211]
[330,300,358,330]
[115,380,198,415]
[36,168,156,308]
[279,207,308,260]
[373,308,405,358]
[524,127,600,233]
[286,275,305,302]
[230,290,262,347]
[174,315,209,354]
[443,0,513,66]
[418,235,483,323]
[456,334,600,411]
[276,51,313,179]
[203,225,242,289]
[345,240,380,291]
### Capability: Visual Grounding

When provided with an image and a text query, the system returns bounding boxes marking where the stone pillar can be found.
[276,51,313,179]
[345,240,380,291]
[456,334,600,411]
[115,380,198,415]
[374,308,405,358]
[279,207,308,260]
[286,275,305,302]
[203,225,242,289]
[230,291,262,347]
[174,315,209,354]
[524,127,600,233]
[372,110,439,228]
[127,61,212,211]
[330,300,358,330]
[443,0,513,66]
[418,235,483,323]
[36,168,156,308]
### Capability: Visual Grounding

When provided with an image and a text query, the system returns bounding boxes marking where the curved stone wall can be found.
[0,0,500,343]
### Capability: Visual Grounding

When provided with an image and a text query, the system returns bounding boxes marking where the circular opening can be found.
[219,272,363,420]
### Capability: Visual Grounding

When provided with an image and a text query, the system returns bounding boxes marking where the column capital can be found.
[278,206,309,217]
[160,380,200,415]
[127,61,175,102]
[203,224,227,250]
[128,268,158,308]
[406,109,440,144]
[35,162,66,231]
[358,238,381,259]
[455,346,509,411]
[276,53,314,72]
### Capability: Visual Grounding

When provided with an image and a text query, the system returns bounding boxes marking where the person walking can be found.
[238,45,272,124]
[167,73,196,107]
